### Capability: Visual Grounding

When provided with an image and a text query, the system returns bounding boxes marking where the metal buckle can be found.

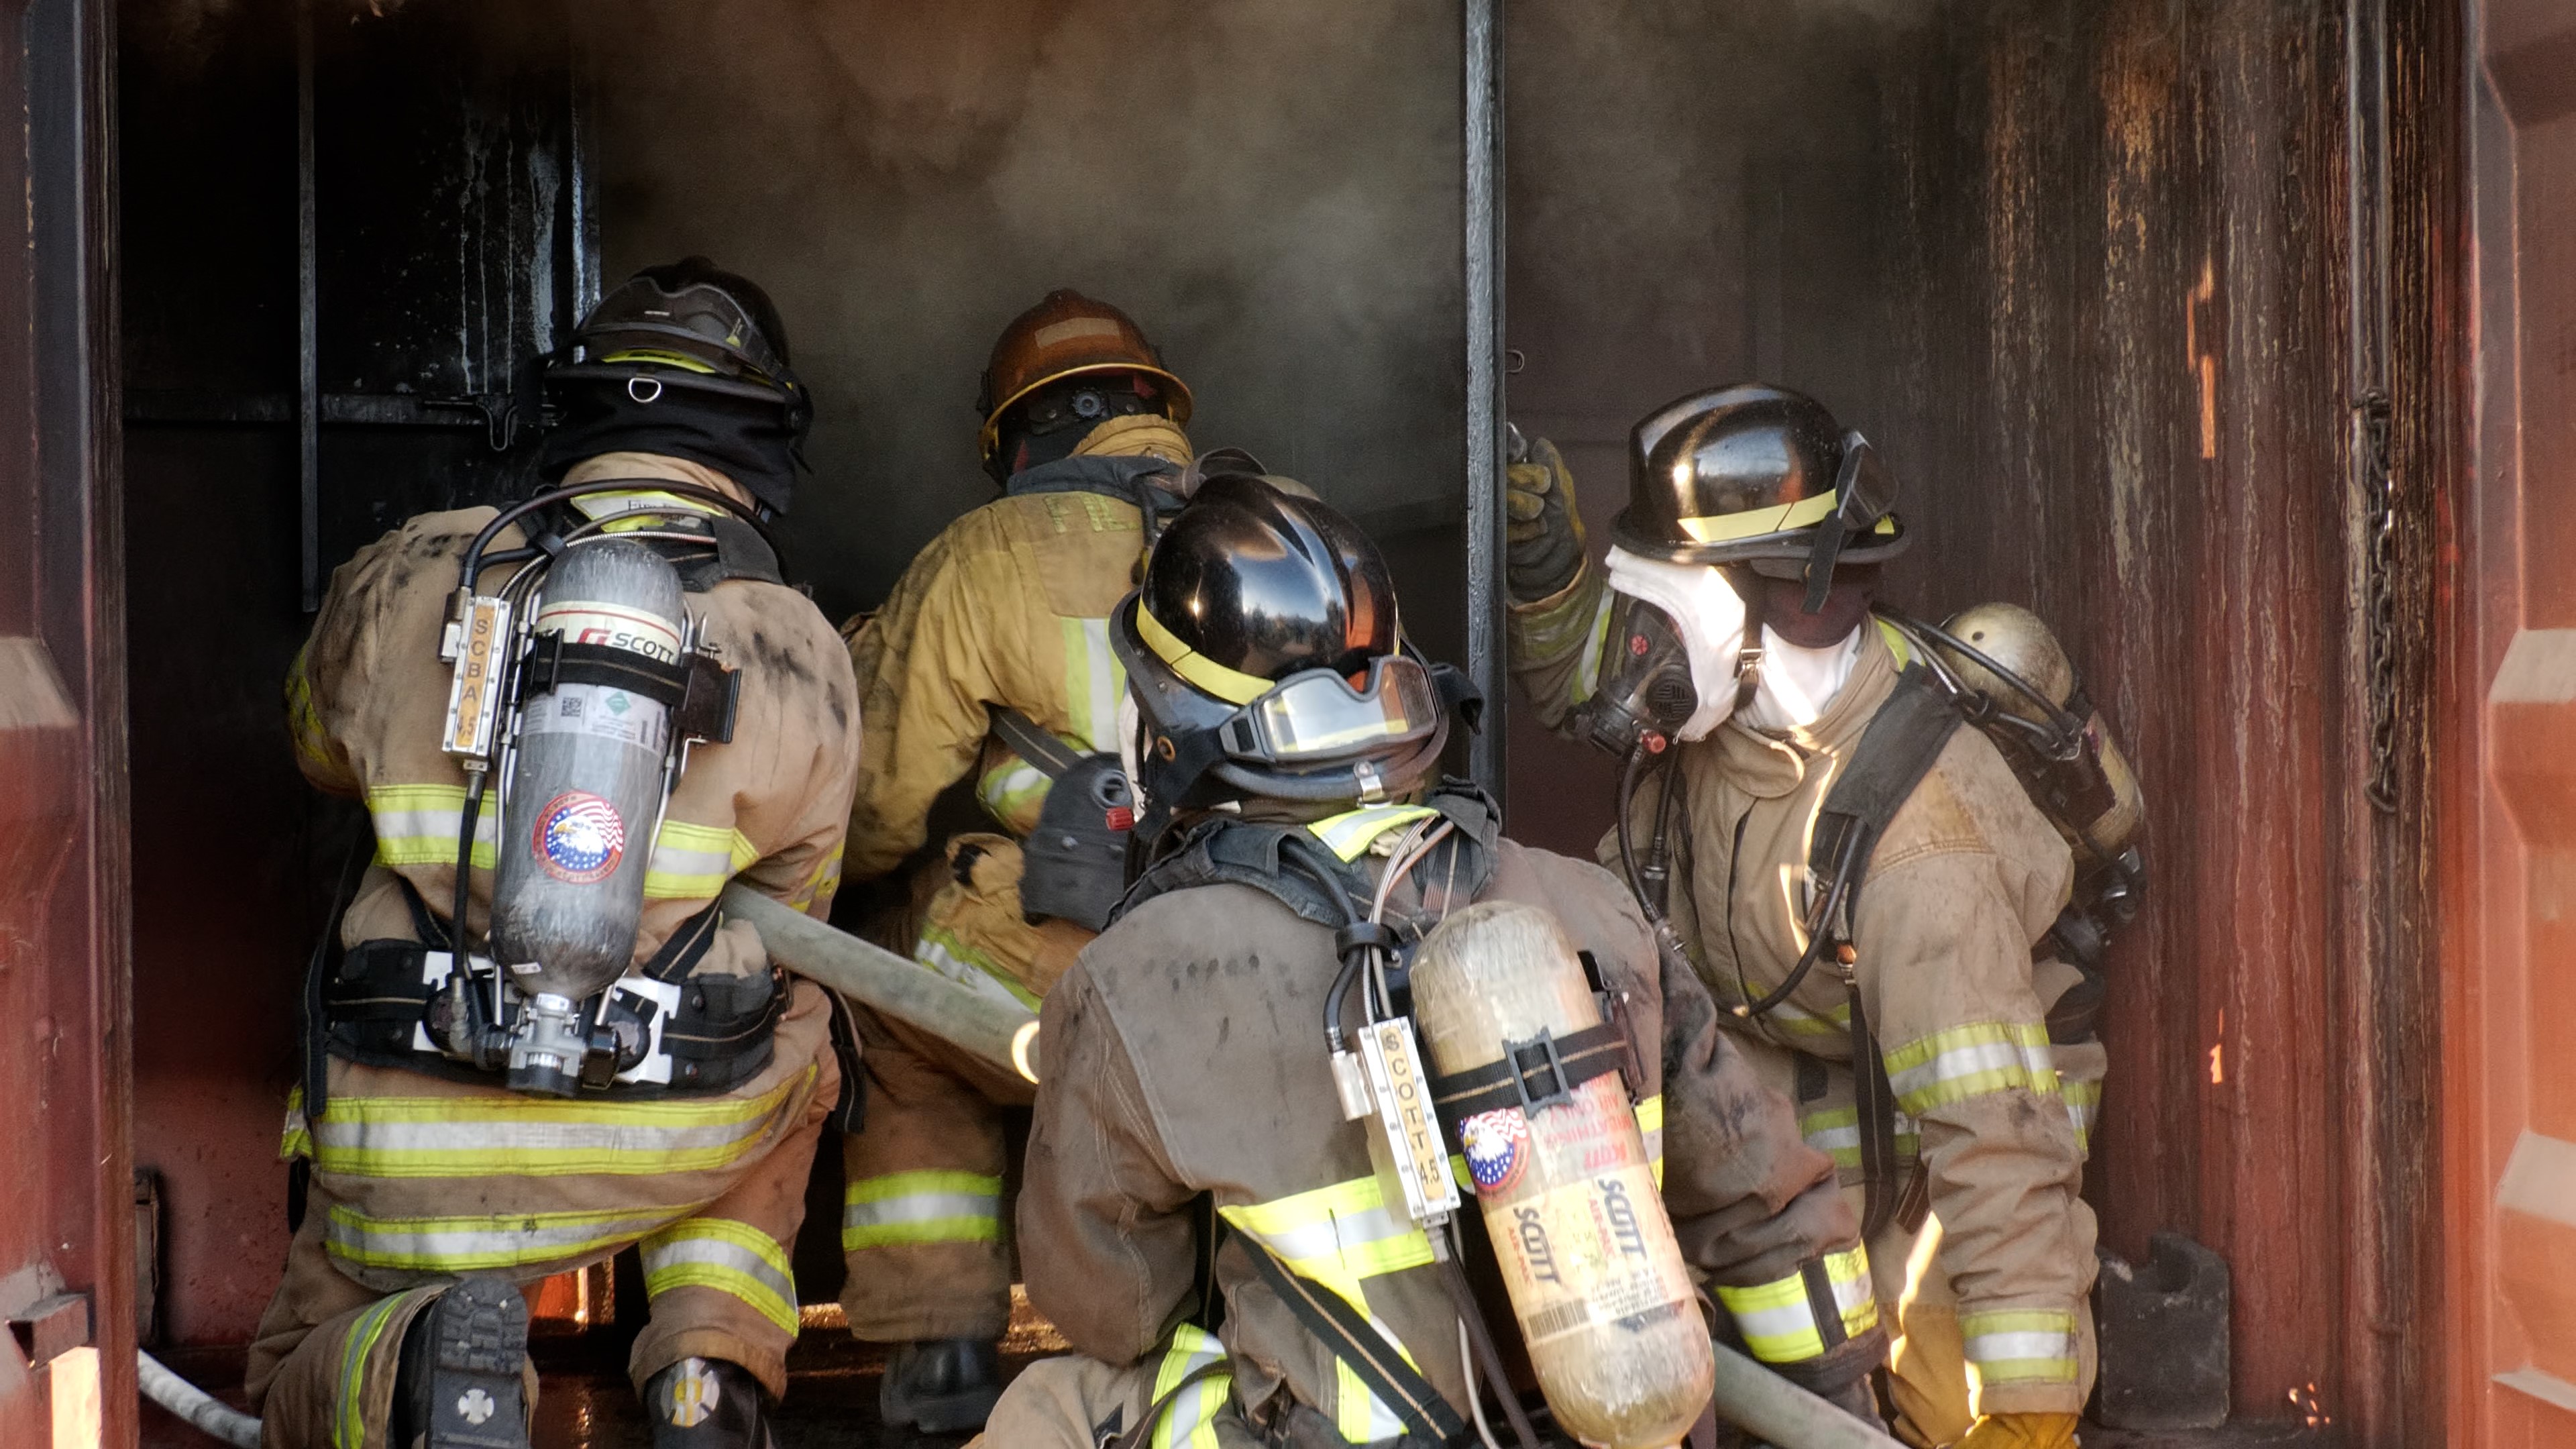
[1505,1028,1575,1112]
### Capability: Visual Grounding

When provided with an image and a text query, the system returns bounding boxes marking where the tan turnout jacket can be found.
[1019,817,1869,1445]
[1511,558,2099,1419]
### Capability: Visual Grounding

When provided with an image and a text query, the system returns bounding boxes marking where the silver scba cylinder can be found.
[492,539,685,1042]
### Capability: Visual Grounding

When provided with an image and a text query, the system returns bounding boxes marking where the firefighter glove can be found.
[1505,435,1586,602]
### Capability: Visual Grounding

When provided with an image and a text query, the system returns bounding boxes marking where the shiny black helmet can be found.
[1112,475,1465,833]
[1614,383,1907,612]
[545,258,812,437]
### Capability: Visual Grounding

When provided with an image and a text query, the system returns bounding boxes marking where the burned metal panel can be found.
[116,0,595,1348]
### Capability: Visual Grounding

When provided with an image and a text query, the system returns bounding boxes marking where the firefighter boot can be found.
[393,1277,531,1449]
[642,1356,780,1448]
[880,1338,1004,1432]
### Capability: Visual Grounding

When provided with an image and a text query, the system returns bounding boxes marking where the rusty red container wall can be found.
[0,0,136,1444]
[2451,2,2576,1444]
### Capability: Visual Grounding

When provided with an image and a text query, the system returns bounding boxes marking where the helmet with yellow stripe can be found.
[1110,473,1470,838]
[1615,383,1906,611]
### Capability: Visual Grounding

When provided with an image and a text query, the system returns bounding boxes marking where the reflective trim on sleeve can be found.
[788,844,845,914]
[1306,804,1441,863]
[326,1201,677,1274]
[1960,1307,2082,1386]
[286,643,335,773]
[1060,616,1128,753]
[977,757,1053,828]
[1336,1358,1408,1444]
[1220,1175,1435,1295]
[1884,1021,2061,1117]
[309,1065,812,1180]
[2061,1077,2102,1153]
[643,820,761,900]
[1714,1246,1878,1364]
[1150,1323,1233,1449]
[1572,586,1615,704]
[843,1169,1002,1252]
[1796,1104,1920,1173]
[641,1217,800,1335]
[914,924,1045,1012]
[1764,998,1853,1040]
[366,784,497,869]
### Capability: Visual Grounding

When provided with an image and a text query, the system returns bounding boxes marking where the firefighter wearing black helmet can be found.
[1507,386,2103,1449]
[971,473,1886,1447]
[252,260,859,1449]
[827,289,1203,1432]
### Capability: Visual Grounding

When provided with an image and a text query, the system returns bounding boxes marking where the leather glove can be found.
[1505,434,1586,602]
[1952,1411,2082,1449]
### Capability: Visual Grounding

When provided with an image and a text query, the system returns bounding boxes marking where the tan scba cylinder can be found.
[1410,901,1713,1449]
[1936,602,2144,860]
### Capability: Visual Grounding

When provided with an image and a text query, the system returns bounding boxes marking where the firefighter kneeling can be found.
[252,260,862,1449]
[979,473,1887,1447]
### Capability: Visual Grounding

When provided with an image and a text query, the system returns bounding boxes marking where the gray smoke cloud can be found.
[584,0,1468,625]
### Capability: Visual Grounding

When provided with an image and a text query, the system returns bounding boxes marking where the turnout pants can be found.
[839,836,1087,1344]
[244,981,840,1449]
[1727,1028,2106,1446]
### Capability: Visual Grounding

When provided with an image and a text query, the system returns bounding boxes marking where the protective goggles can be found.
[1216,654,1442,765]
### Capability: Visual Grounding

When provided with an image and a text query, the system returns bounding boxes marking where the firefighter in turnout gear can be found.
[252,260,861,1449]
[834,288,1200,1431]
[973,474,1888,1448]
[1506,385,2104,1449]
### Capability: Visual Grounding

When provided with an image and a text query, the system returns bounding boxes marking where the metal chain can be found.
[2358,390,2400,812]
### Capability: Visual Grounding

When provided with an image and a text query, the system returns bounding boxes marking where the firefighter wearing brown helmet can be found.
[1507,385,2106,1449]
[832,288,1202,1432]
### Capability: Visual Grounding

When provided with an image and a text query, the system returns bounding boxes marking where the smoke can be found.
[584,1,1467,624]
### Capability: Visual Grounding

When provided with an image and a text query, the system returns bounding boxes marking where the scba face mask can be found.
[1585,547,1754,753]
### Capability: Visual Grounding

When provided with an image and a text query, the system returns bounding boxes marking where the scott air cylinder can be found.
[1410,901,1713,1449]
[491,539,685,1024]
[1933,602,2144,861]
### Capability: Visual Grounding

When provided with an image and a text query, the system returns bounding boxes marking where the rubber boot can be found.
[641,1356,780,1448]
[392,1277,531,1449]
[878,1338,1004,1434]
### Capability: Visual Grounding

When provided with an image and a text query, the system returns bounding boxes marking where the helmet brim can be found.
[1607,509,1911,570]
[977,364,1194,465]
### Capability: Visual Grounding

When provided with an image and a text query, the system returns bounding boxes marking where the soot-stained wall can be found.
[583,1,1470,646]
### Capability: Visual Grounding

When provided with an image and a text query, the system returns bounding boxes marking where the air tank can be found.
[491,539,685,1004]
[1410,900,1713,1449]
[1935,602,2145,861]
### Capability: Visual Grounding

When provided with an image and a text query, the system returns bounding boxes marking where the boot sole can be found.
[422,1277,531,1449]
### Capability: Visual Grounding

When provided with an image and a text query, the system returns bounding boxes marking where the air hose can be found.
[138,1349,261,1448]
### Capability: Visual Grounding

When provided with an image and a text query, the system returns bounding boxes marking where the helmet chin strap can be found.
[1727,566,1768,716]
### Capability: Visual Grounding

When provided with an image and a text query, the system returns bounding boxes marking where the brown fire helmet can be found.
[976,289,1193,471]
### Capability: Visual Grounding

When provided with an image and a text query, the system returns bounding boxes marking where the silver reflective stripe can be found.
[326,1205,674,1272]
[844,1191,1000,1231]
[1061,616,1125,751]
[312,1110,772,1163]
[640,1220,798,1332]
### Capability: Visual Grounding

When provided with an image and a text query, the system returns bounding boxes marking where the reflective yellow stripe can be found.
[286,643,334,771]
[1715,1245,1877,1364]
[1336,1358,1406,1442]
[1874,616,1911,668]
[1306,804,1440,862]
[1635,1095,1666,1187]
[641,1218,799,1335]
[1222,1177,1434,1295]
[844,1170,1002,1252]
[978,757,1053,826]
[1138,604,1272,705]
[1884,1021,2061,1117]
[336,1289,420,1449]
[280,1089,314,1162]
[1676,493,1900,545]
[1060,616,1127,751]
[327,1201,678,1273]
[788,845,844,914]
[642,819,760,900]
[1960,1307,2081,1385]
[1766,998,1853,1039]
[597,350,722,376]
[1568,584,1618,706]
[1796,1104,1921,1173]
[1150,1324,1232,1449]
[309,1065,812,1179]
[366,783,497,869]
[2061,1077,2102,1152]
[914,924,1044,1012]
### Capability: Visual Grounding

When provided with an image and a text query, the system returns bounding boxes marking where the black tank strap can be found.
[1428,1022,1628,1136]
[988,705,1085,780]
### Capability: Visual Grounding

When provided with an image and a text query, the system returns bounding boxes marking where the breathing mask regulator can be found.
[431,478,767,1097]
